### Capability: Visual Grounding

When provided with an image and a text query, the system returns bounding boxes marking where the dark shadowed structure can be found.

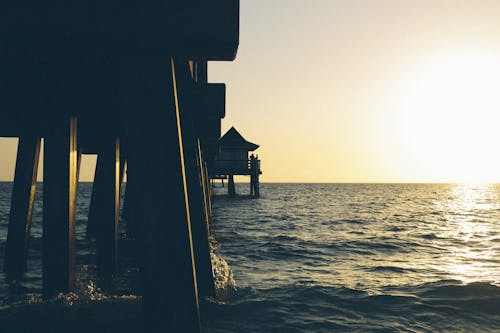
[0,1,240,332]
[212,127,261,197]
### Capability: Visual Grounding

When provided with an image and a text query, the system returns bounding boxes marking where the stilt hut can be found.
[212,127,261,197]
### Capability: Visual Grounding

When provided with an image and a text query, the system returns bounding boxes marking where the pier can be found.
[211,127,262,197]
[1,2,239,332]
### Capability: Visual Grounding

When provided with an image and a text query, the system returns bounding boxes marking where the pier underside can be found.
[1,1,240,331]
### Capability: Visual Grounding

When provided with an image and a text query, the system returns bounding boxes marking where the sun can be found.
[397,50,500,183]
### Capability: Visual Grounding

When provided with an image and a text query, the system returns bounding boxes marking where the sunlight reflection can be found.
[434,183,499,283]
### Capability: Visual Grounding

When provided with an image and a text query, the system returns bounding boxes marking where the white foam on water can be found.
[56,292,79,306]
[84,280,107,301]
[209,234,237,297]
[210,252,236,295]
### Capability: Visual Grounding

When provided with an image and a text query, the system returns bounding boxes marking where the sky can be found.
[2,0,500,183]
[211,0,500,183]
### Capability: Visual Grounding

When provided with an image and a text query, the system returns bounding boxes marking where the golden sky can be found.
[2,0,500,183]
[211,0,500,183]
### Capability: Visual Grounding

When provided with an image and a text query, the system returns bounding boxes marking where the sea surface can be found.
[1,183,500,332]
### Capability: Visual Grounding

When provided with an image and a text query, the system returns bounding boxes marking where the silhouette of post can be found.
[91,138,122,280]
[228,174,236,197]
[250,158,260,198]
[178,63,216,299]
[198,144,213,232]
[4,136,41,278]
[42,117,78,298]
[127,57,200,332]
[87,154,104,238]
[123,164,139,239]
[204,163,214,220]
[87,142,124,263]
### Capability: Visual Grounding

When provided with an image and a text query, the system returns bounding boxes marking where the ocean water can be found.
[1,183,500,332]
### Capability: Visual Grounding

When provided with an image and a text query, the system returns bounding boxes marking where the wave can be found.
[366,265,417,273]
[202,281,500,332]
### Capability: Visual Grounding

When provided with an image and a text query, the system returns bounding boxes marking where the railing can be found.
[213,159,261,174]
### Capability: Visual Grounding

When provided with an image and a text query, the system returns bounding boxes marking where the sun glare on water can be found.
[397,50,500,183]
[435,183,500,283]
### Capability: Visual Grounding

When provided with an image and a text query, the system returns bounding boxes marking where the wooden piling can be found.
[126,56,200,332]
[198,144,212,228]
[4,136,41,278]
[87,152,105,238]
[42,117,78,298]
[90,138,121,279]
[177,65,216,299]
[183,146,216,299]
[228,174,235,197]
[251,172,260,198]
[204,163,213,220]
[87,161,99,238]
[123,162,139,239]
[250,176,254,197]
[76,149,82,183]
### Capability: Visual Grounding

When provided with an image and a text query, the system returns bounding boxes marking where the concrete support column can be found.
[4,136,41,279]
[42,117,78,298]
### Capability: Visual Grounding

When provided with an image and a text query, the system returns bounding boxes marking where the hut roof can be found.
[219,127,259,151]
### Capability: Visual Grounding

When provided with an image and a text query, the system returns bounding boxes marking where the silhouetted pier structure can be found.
[211,127,261,197]
[1,2,239,332]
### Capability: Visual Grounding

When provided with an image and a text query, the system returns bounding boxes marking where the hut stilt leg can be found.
[4,136,41,279]
[250,175,254,197]
[43,117,78,298]
[255,174,260,198]
[250,172,260,198]
[228,174,235,197]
